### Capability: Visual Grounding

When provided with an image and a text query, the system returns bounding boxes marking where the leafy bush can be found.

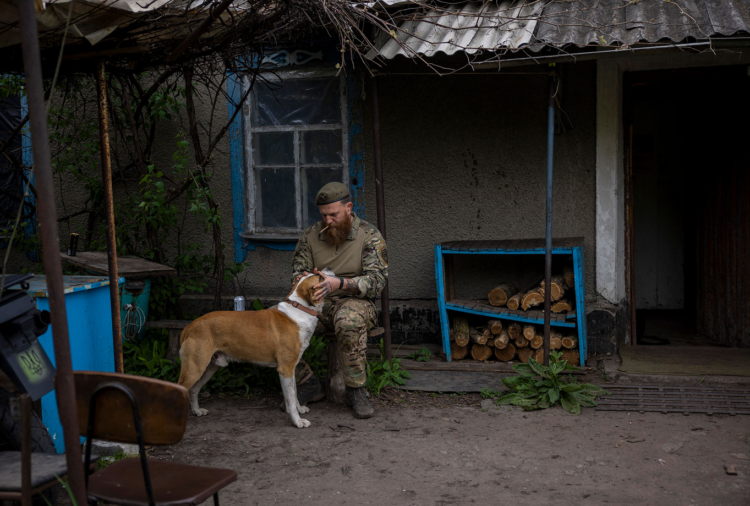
[365,339,411,395]
[406,346,432,362]
[492,351,609,415]
[123,336,278,394]
[123,338,180,383]
[124,331,330,394]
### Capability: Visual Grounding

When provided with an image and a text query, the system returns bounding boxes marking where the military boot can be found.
[346,385,374,419]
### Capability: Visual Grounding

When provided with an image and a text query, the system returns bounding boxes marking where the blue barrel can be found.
[26,275,123,453]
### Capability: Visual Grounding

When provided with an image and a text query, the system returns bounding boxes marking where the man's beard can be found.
[324,213,352,248]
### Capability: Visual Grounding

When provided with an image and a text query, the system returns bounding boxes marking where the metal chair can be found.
[75,371,237,506]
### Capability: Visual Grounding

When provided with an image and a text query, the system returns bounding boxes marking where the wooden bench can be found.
[143,320,190,360]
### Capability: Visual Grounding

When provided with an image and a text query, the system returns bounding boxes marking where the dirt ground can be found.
[142,388,749,506]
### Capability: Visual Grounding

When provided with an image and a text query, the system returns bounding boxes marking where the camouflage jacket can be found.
[291,213,388,299]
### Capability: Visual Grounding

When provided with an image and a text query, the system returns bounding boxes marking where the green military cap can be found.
[315,182,350,205]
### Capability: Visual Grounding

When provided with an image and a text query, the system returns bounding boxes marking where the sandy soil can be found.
[142,389,750,506]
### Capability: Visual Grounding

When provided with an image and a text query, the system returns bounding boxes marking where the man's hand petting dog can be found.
[312,268,358,300]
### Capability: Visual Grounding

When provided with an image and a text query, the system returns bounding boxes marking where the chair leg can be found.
[213,493,220,506]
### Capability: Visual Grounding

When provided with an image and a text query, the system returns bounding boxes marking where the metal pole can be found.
[371,77,392,362]
[95,60,124,373]
[543,68,556,367]
[17,1,87,503]
[21,394,31,506]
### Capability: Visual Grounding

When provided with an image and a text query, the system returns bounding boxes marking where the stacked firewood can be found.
[488,264,576,313]
[450,317,579,364]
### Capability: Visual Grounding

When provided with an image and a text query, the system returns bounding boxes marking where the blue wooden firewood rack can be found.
[434,238,588,366]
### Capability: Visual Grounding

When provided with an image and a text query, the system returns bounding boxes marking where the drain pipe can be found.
[542,67,557,367]
[17,0,87,503]
[371,77,392,362]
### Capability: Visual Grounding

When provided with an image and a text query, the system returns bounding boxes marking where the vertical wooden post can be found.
[17,1,87,502]
[20,394,32,506]
[371,76,392,362]
[96,60,124,373]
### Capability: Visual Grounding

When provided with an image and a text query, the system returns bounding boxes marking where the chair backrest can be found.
[74,371,189,445]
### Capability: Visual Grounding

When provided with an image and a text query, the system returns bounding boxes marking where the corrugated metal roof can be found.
[367,0,543,59]
[366,0,750,60]
[535,0,750,48]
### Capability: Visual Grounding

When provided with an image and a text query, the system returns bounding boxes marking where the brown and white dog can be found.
[177,270,328,428]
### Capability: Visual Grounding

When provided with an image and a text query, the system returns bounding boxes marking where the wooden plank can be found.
[446,300,576,327]
[402,359,585,375]
[401,370,511,393]
[144,320,192,329]
[60,251,176,278]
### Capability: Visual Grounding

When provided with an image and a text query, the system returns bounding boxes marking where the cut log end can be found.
[507,293,522,311]
[470,328,488,345]
[521,290,544,311]
[488,283,519,307]
[450,342,469,360]
[507,323,522,340]
[551,299,573,313]
[471,344,493,361]
[540,275,567,302]
[487,319,504,334]
[564,264,575,288]
[515,337,529,348]
[452,316,470,347]
[522,324,536,341]
[518,347,534,364]
[494,331,510,349]
[530,335,543,349]
[561,336,578,350]
[494,343,516,362]
[560,349,580,365]
[550,337,562,350]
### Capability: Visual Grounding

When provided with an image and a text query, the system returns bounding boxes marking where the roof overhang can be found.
[365,0,750,63]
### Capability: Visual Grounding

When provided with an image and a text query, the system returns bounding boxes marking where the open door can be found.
[624,65,750,349]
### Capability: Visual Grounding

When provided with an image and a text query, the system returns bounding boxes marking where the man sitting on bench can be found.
[291,182,388,419]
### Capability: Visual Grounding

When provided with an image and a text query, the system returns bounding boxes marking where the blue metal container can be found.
[26,275,124,453]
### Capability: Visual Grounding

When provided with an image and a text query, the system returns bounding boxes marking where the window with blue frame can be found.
[242,69,348,238]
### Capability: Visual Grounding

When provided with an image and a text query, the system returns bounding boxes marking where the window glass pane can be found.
[300,130,343,165]
[252,132,293,166]
[255,168,296,229]
[252,79,341,127]
[302,167,344,227]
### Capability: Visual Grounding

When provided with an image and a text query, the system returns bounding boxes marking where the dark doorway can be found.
[625,65,750,349]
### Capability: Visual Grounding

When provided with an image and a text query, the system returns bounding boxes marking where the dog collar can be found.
[282,300,319,318]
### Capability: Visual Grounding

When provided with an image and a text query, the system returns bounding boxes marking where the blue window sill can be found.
[240,232,298,251]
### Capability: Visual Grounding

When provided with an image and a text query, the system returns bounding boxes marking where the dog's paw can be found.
[193,408,209,417]
[295,418,311,428]
[298,405,310,414]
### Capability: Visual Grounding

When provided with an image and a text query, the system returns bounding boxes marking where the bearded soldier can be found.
[290,182,388,419]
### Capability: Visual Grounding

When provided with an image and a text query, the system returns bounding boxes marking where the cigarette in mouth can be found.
[320,225,330,233]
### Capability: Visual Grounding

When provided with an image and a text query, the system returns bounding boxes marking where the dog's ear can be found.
[305,281,318,306]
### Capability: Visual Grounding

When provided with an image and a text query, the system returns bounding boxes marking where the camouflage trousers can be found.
[317,297,377,388]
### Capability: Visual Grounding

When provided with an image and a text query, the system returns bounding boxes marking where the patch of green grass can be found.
[97,452,139,471]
